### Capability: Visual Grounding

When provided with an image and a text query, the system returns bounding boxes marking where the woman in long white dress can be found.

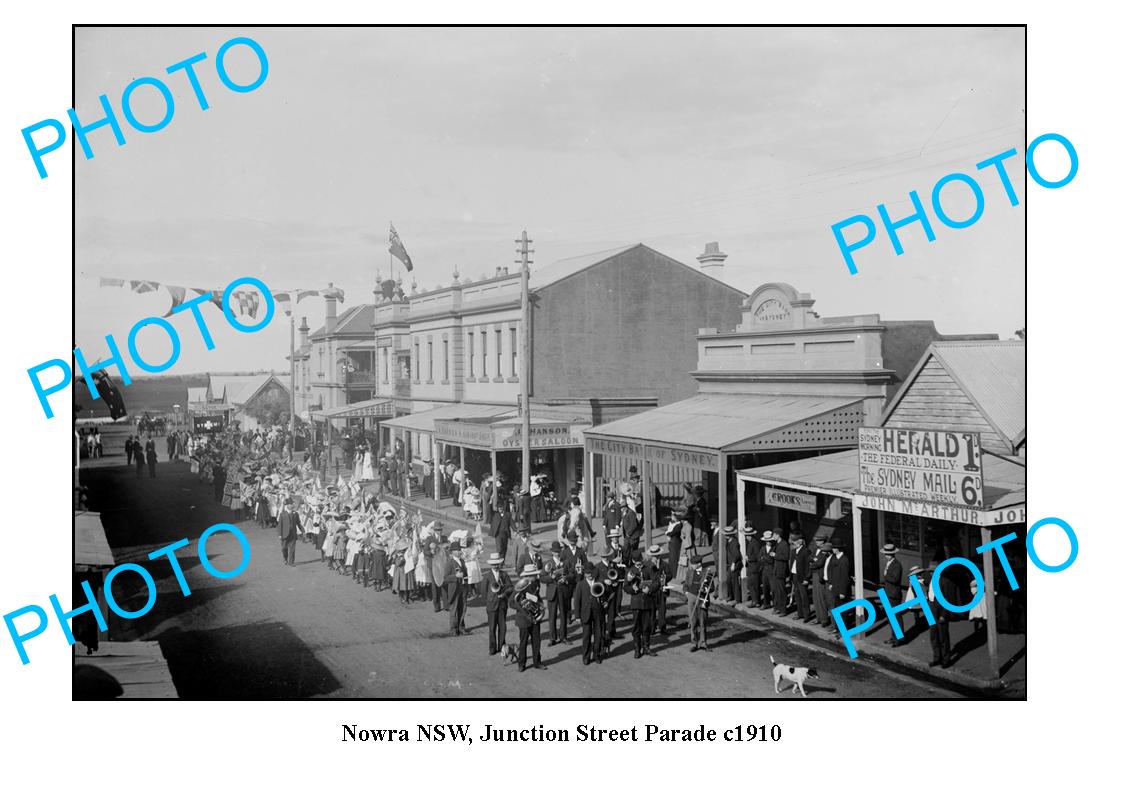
[463,529,483,597]
[362,449,375,480]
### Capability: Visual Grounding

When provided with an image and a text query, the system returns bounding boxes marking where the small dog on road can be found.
[500,643,518,665]
[771,654,820,697]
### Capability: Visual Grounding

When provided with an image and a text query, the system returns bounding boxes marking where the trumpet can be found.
[590,581,606,599]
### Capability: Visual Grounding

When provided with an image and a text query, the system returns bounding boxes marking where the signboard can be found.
[333,400,393,419]
[645,443,720,472]
[587,436,643,459]
[854,494,1025,528]
[193,414,226,433]
[495,423,585,450]
[436,420,586,450]
[858,427,984,509]
[764,486,817,515]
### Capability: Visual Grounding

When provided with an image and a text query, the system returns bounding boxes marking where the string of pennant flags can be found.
[93,275,345,319]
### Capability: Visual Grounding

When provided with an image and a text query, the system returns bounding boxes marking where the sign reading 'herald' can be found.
[857,427,985,510]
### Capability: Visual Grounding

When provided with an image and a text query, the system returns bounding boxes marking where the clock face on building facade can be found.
[753,297,790,323]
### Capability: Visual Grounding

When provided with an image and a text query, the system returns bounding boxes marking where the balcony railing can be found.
[345,370,378,384]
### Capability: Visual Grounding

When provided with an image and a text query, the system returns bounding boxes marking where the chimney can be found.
[298,316,310,347]
[697,241,728,279]
[324,282,338,333]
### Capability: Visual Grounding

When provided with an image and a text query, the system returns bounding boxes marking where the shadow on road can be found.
[157,621,343,698]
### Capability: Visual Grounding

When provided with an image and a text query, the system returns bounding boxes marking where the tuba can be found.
[606,566,620,585]
[590,581,605,599]
[490,577,503,594]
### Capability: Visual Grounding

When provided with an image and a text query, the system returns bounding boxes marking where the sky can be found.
[74,26,1026,374]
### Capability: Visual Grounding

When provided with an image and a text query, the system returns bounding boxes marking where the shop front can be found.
[735,431,1026,677]
[434,415,589,509]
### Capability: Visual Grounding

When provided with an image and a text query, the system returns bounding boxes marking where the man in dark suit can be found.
[514,535,539,575]
[481,553,512,655]
[811,540,831,626]
[620,503,641,560]
[602,492,622,556]
[925,563,953,668]
[722,527,743,603]
[880,543,905,646]
[743,527,762,607]
[278,499,302,566]
[824,539,851,638]
[445,540,469,636]
[595,535,625,644]
[789,535,813,621]
[573,567,605,664]
[515,487,532,532]
[691,486,710,547]
[683,555,712,652]
[145,437,158,478]
[647,545,670,634]
[124,436,134,466]
[491,502,512,562]
[770,528,791,616]
[543,542,574,645]
[626,550,656,658]
[560,531,588,573]
[514,565,546,672]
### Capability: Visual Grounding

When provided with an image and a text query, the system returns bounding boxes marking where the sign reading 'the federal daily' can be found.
[858,427,984,509]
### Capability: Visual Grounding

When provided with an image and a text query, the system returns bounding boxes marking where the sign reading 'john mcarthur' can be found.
[858,427,984,510]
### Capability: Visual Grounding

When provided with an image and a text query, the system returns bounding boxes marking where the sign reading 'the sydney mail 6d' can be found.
[858,427,984,509]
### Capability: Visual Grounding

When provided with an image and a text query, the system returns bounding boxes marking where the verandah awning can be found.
[310,397,394,421]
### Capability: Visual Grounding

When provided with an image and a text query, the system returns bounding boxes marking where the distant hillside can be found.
[73,373,209,419]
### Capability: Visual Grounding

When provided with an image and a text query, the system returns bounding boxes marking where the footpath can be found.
[342,472,1025,697]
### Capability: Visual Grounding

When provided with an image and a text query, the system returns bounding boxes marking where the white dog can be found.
[500,643,518,665]
[770,654,820,697]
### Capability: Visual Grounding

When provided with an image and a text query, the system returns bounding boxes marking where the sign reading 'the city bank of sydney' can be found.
[858,427,985,509]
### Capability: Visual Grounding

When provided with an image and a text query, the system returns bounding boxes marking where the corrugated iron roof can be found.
[586,393,862,452]
[381,402,512,434]
[75,511,115,568]
[736,449,1025,510]
[931,340,1025,445]
[528,244,639,290]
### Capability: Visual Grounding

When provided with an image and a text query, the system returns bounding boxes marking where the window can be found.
[414,340,420,383]
[481,330,488,377]
[443,340,449,380]
[427,341,433,381]
[510,327,517,376]
[495,326,502,377]
[382,348,389,383]
[468,333,475,377]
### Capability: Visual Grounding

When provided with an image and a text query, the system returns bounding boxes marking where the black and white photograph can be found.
[70,25,1027,700]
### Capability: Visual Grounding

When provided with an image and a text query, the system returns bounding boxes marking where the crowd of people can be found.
[183,429,719,672]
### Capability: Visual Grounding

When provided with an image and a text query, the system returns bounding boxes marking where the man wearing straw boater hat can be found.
[482,553,513,655]
[514,564,546,672]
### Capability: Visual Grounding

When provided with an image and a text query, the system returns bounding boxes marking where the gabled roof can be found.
[881,339,1025,447]
[529,243,747,295]
[529,244,638,290]
[186,387,209,404]
[209,374,288,407]
[308,305,377,341]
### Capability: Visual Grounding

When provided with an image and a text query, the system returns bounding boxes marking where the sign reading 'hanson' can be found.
[858,427,984,510]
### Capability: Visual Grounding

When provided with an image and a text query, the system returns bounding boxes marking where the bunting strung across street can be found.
[88,273,336,320]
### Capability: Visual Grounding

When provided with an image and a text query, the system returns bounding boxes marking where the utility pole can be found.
[517,230,533,494]
[289,312,296,459]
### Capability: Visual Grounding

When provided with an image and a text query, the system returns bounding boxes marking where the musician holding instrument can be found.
[482,552,513,655]
[683,554,714,652]
[514,565,547,672]
[625,550,656,658]
[573,567,605,665]
[544,541,575,646]
[594,534,625,647]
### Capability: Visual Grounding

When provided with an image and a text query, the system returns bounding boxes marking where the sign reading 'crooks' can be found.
[858,427,984,509]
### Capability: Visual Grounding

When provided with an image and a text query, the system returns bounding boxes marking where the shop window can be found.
[884,512,921,552]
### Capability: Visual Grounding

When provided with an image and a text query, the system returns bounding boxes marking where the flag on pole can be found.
[273,291,293,316]
[389,224,414,272]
